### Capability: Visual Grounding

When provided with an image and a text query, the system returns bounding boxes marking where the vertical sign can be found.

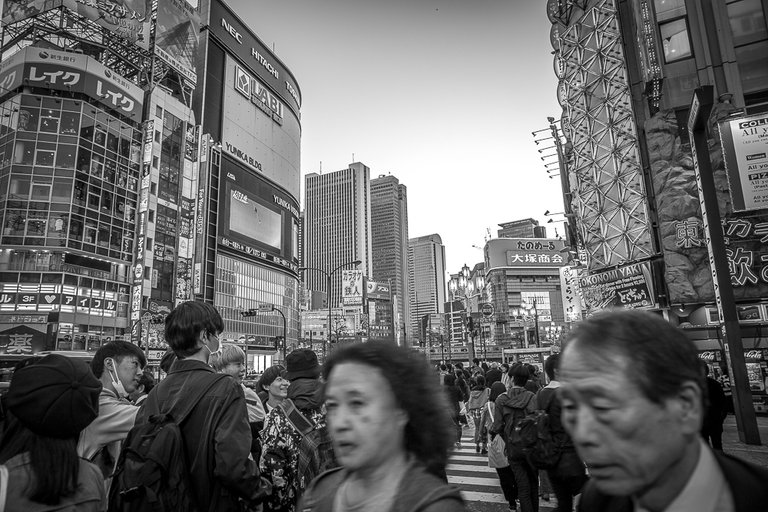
[559,265,583,321]
[689,86,760,444]
[719,113,768,212]
[131,120,154,339]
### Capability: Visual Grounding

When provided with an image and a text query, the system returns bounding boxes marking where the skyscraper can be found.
[304,162,372,309]
[370,174,410,345]
[408,234,446,346]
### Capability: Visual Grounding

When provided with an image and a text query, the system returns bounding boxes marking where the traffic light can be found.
[240,309,258,317]
[467,317,475,331]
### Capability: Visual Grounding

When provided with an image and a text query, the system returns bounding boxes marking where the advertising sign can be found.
[218,156,299,273]
[221,55,300,199]
[720,114,768,212]
[342,270,364,306]
[3,0,150,50]
[365,281,390,301]
[486,238,567,269]
[209,0,301,114]
[0,47,144,119]
[2,0,150,49]
[559,265,583,321]
[155,0,200,85]
[578,261,655,313]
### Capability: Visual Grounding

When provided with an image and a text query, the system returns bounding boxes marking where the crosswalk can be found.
[447,428,558,511]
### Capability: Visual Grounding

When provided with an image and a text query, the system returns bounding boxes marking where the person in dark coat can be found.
[484,362,503,388]
[560,310,768,512]
[443,373,464,448]
[701,362,729,450]
[136,301,269,511]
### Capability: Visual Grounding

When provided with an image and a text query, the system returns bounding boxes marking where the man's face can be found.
[110,355,143,394]
[559,343,692,498]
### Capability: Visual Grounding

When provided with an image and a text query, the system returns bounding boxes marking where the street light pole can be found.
[523,298,541,348]
[299,259,361,360]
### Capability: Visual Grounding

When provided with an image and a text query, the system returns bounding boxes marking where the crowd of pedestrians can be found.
[0,302,767,512]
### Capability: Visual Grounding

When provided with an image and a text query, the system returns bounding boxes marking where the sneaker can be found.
[481,447,487,454]
[475,445,480,453]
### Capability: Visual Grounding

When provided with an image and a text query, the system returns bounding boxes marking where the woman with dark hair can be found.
[0,354,104,510]
[491,365,539,512]
[443,373,464,449]
[256,364,288,416]
[482,381,518,510]
[299,341,465,512]
[467,375,489,453]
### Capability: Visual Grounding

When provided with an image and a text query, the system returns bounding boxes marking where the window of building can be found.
[659,18,693,63]
[727,0,768,95]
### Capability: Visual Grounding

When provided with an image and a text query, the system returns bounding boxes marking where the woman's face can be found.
[267,375,290,400]
[325,362,408,473]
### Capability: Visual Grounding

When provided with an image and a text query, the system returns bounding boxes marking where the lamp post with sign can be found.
[241,303,287,362]
[298,260,361,360]
[480,302,494,360]
[448,263,485,362]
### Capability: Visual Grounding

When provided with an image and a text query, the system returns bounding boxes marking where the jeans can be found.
[495,466,518,507]
[510,457,538,512]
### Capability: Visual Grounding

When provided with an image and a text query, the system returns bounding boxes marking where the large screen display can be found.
[218,156,299,273]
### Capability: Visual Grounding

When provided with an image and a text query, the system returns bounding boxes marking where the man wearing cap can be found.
[0,354,106,509]
[135,300,269,511]
[78,340,146,486]
[261,348,336,512]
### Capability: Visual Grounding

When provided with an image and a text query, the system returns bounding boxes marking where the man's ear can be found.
[673,380,703,434]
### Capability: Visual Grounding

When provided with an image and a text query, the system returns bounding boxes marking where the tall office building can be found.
[370,174,410,345]
[408,234,446,346]
[304,162,372,309]
[498,219,546,239]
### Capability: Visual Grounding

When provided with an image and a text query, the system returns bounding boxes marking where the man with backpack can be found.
[260,348,336,512]
[111,301,269,511]
[491,364,539,512]
[537,353,588,512]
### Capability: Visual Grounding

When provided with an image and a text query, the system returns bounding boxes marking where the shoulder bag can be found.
[485,403,509,469]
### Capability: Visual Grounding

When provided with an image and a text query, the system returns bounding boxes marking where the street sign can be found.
[481,303,495,318]
[257,303,274,312]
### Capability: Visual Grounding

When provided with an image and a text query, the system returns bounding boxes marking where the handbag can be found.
[0,464,8,512]
[485,403,509,468]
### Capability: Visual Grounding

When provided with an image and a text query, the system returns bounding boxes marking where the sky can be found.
[228,0,565,274]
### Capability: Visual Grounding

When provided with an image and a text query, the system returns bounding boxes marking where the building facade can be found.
[370,174,410,345]
[193,0,303,370]
[497,218,547,239]
[408,233,446,346]
[304,162,372,309]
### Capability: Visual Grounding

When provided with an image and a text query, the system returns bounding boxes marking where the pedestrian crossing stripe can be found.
[448,432,558,510]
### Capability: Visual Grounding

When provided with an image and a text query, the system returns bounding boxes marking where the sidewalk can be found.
[721,414,768,468]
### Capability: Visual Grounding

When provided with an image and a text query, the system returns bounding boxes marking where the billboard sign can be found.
[2,0,150,49]
[578,261,655,313]
[155,0,200,85]
[486,238,567,269]
[720,113,768,212]
[559,265,583,322]
[218,156,299,273]
[342,270,364,306]
[0,47,144,120]
[365,281,390,301]
[208,0,301,114]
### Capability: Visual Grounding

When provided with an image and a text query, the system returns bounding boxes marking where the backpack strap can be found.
[278,398,316,436]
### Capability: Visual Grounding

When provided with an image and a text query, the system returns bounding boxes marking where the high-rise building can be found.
[498,219,546,239]
[408,234,446,346]
[370,174,410,345]
[304,162,372,309]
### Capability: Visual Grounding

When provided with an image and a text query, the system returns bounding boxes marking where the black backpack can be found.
[108,374,226,512]
[514,390,561,470]
[502,393,534,460]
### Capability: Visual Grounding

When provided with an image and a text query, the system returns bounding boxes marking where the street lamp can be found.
[448,263,485,361]
[521,298,541,347]
[299,259,362,360]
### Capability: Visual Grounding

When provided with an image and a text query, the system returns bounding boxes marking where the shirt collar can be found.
[634,440,733,512]
[544,380,560,389]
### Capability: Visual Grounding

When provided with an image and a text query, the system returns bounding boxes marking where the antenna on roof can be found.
[320,161,322,174]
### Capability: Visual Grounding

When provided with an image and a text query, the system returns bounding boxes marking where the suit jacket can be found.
[577,450,768,512]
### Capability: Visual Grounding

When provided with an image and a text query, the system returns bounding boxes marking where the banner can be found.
[341,269,364,306]
[2,0,150,49]
[720,113,768,212]
[155,0,200,85]
[559,265,583,322]
[365,280,390,301]
[578,261,655,313]
[0,47,144,120]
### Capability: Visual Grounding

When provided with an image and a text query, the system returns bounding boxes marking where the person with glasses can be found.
[135,300,269,511]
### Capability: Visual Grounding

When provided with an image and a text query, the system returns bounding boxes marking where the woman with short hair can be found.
[256,364,289,416]
[299,341,466,512]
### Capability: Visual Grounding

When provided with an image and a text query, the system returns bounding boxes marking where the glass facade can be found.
[215,252,299,346]
[0,92,141,350]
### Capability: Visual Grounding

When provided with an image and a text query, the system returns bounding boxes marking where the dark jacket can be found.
[298,461,466,512]
[577,450,768,512]
[136,359,269,512]
[484,368,502,387]
[703,377,728,431]
[489,387,537,459]
[537,386,573,450]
